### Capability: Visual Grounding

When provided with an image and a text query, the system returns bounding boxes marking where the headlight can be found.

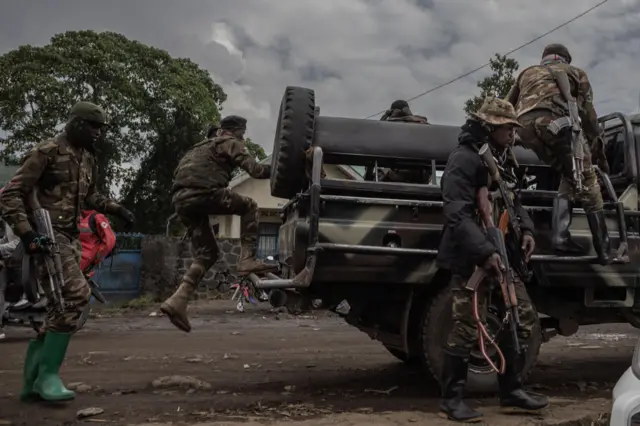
[632,337,640,379]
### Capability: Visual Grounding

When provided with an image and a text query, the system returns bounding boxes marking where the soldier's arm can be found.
[441,151,497,266]
[85,163,121,213]
[0,148,49,236]
[577,71,600,142]
[228,139,271,179]
[505,81,520,107]
[514,196,535,236]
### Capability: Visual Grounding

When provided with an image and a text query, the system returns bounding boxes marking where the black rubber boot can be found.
[551,195,586,255]
[498,344,549,414]
[438,353,483,423]
[586,210,613,266]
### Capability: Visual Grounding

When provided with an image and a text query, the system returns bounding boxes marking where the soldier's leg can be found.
[161,215,220,333]
[213,189,276,275]
[31,234,87,402]
[497,280,549,413]
[521,115,586,254]
[440,274,483,423]
[579,147,613,264]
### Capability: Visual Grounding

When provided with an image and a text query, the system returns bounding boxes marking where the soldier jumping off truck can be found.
[160,115,276,333]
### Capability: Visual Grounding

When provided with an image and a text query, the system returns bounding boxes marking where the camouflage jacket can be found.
[0,133,116,237]
[506,62,599,143]
[172,135,270,196]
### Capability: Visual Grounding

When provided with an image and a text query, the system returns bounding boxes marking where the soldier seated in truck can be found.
[364,100,431,184]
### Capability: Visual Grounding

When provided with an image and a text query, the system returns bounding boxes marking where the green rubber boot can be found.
[19,339,44,402]
[32,332,75,402]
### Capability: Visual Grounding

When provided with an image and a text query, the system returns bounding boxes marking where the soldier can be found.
[160,115,274,333]
[0,102,135,402]
[506,43,612,265]
[437,97,549,422]
[364,100,431,183]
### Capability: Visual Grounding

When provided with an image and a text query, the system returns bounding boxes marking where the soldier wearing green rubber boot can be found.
[0,102,134,402]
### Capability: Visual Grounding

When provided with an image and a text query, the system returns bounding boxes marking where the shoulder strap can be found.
[88,213,98,234]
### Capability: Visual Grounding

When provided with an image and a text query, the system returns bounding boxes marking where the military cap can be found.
[470,96,522,128]
[69,101,107,125]
[390,100,410,110]
[220,115,247,130]
[542,43,572,64]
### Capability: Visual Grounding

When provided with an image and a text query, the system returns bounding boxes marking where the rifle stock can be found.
[26,189,65,313]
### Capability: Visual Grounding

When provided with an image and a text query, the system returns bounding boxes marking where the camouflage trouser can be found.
[518,112,603,212]
[37,232,90,333]
[445,274,538,356]
[174,188,258,289]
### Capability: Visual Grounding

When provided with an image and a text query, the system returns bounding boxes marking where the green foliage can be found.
[0,30,226,233]
[464,54,519,115]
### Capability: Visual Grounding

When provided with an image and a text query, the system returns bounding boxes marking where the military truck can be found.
[248,86,639,392]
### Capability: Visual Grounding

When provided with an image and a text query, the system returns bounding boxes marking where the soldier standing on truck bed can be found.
[506,43,613,265]
[364,100,431,183]
[160,115,276,333]
[437,97,549,422]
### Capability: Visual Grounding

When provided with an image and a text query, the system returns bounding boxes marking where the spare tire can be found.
[270,86,316,199]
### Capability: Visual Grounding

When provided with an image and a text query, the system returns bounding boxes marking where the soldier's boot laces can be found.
[237,243,278,275]
[498,344,549,414]
[438,353,483,423]
[586,209,614,266]
[160,282,195,333]
[551,195,586,255]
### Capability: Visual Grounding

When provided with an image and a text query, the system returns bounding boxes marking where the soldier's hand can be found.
[482,252,505,282]
[521,233,535,261]
[20,231,51,254]
[114,205,135,230]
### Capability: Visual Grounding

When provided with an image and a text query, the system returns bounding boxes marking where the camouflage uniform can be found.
[437,97,548,422]
[160,115,273,333]
[0,102,134,403]
[364,100,431,183]
[506,43,612,264]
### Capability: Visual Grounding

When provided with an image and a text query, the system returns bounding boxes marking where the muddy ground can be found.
[0,300,633,426]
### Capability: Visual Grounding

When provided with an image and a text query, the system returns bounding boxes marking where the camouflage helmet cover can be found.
[470,96,522,127]
[542,43,572,64]
[69,101,107,125]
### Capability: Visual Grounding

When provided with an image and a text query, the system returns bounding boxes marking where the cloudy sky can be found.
[1,0,638,154]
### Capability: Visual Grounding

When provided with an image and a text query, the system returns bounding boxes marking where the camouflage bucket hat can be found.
[470,96,522,127]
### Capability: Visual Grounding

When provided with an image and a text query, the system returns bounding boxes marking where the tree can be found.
[0,30,226,233]
[231,138,267,178]
[464,54,519,115]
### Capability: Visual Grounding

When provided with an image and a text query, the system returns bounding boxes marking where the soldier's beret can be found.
[220,115,247,130]
[69,102,107,125]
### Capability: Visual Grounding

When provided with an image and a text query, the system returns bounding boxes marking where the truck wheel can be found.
[421,284,542,393]
[270,86,316,199]
[383,345,421,366]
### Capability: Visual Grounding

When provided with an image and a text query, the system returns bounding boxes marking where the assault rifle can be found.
[465,143,524,354]
[546,67,585,193]
[27,189,65,313]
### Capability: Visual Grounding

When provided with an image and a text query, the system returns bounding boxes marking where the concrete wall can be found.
[139,235,241,301]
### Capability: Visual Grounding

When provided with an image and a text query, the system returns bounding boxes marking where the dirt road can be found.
[0,301,632,426]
